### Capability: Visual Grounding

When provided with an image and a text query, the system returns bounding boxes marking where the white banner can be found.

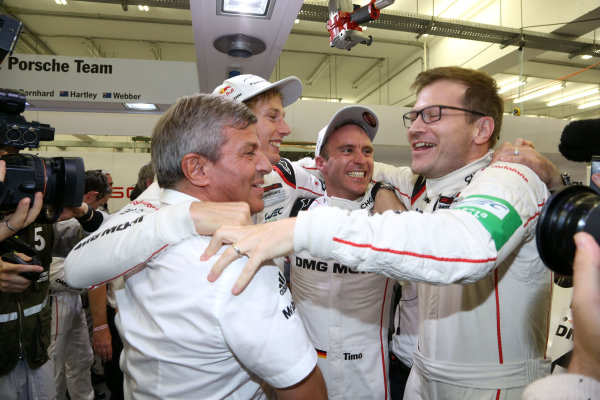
[0,54,199,105]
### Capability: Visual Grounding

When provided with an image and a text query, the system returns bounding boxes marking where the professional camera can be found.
[536,185,600,276]
[0,89,85,223]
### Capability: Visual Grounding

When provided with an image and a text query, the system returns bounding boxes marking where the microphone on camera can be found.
[558,118,600,162]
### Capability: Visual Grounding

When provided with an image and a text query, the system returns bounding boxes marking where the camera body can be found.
[0,88,85,223]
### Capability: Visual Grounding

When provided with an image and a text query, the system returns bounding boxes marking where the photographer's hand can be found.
[568,232,600,382]
[0,253,43,292]
[0,160,44,240]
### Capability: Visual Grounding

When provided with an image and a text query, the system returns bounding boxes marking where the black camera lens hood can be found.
[536,185,600,276]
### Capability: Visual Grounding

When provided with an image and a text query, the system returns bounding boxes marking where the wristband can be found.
[93,324,108,333]
[76,206,94,223]
[371,182,396,199]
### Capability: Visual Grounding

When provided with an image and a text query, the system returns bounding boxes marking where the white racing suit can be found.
[48,257,94,400]
[294,153,553,399]
[291,189,393,400]
[64,158,325,288]
[48,216,110,400]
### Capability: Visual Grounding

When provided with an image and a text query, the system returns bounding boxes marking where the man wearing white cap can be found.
[288,105,399,400]
[65,74,325,287]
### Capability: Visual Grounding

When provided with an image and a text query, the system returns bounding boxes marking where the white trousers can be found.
[47,293,94,400]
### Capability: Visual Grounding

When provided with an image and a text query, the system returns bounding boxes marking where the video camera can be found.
[536,185,600,276]
[0,89,85,223]
[0,15,84,224]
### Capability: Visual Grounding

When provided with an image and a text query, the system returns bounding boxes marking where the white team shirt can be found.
[116,189,317,399]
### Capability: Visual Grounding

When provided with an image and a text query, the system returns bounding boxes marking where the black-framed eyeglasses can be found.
[402,105,487,129]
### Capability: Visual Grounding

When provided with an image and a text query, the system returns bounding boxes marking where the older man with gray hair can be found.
[115,93,326,399]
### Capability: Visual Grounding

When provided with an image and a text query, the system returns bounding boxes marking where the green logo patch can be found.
[454,195,522,250]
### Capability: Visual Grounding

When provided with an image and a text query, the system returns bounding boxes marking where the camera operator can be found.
[0,146,91,399]
[0,153,56,399]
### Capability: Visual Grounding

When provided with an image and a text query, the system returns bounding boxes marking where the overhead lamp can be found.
[218,0,275,19]
[138,5,149,11]
[513,83,564,103]
[581,55,593,60]
[498,77,526,94]
[214,34,266,58]
[547,88,599,107]
[54,0,67,4]
[301,96,341,103]
[578,98,600,110]
[306,56,330,86]
[294,19,300,24]
[123,103,158,111]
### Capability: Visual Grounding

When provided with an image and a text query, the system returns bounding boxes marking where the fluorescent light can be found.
[138,5,149,11]
[222,0,270,16]
[294,19,300,24]
[578,98,600,110]
[301,97,341,103]
[581,55,593,60]
[498,78,526,94]
[55,0,67,4]
[306,56,330,86]
[547,88,599,106]
[513,84,564,103]
[124,103,157,111]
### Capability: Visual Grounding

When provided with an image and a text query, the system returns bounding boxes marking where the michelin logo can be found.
[456,197,510,219]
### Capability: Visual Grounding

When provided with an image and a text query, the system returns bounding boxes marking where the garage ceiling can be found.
[1,0,599,120]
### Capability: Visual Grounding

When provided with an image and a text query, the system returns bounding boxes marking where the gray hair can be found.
[136,162,154,190]
[151,93,257,189]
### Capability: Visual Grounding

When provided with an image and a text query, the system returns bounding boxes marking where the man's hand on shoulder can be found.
[190,201,252,236]
[492,138,562,190]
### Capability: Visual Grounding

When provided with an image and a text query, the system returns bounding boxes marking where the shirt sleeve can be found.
[294,162,549,284]
[522,374,600,399]
[64,199,196,288]
[372,162,414,207]
[217,263,317,389]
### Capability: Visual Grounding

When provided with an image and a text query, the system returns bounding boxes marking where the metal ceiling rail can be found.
[297,4,600,58]
[43,1,600,58]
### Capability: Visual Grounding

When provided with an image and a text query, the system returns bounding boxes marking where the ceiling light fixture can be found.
[219,0,274,19]
[55,0,67,5]
[138,5,149,11]
[124,103,158,111]
[513,83,564,103]
[498,77,526,94]
[547,88,599,107]
[213,34,266,58]
[306,56,330,86]
[578,98,600,110]
[301,96,341,103]
[581,55,593,60]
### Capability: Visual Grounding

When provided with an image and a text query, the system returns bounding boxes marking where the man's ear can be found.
[315,155,327,174]
[82,191,98,204]
[181,153,211,187]
[473,116,494,145]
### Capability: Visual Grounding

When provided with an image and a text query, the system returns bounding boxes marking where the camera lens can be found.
[536,185,600,276]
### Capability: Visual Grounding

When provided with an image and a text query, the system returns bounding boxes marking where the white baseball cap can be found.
[315,105,379,157]
[212,74,302,107]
